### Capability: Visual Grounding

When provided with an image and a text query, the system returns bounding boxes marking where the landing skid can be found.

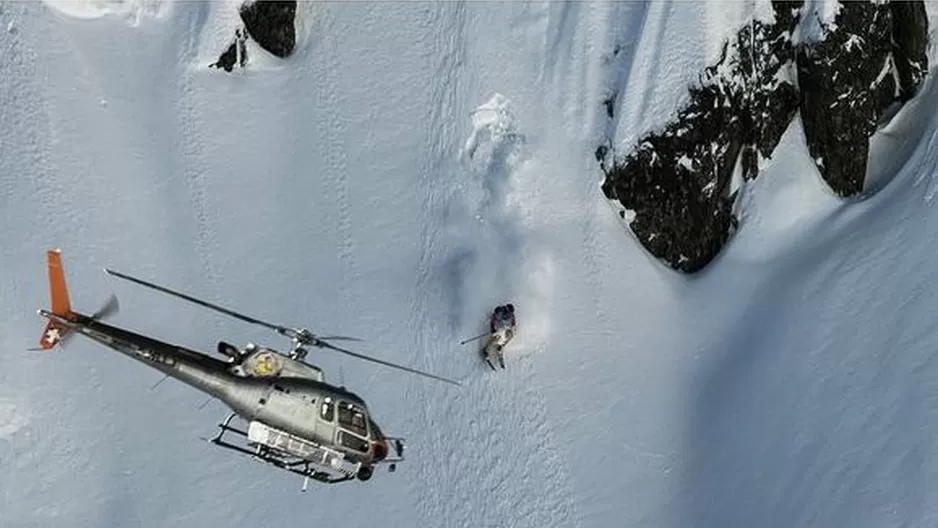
[208,413,358,487]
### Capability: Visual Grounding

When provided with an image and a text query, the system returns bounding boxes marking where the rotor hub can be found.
[291,346,309,361]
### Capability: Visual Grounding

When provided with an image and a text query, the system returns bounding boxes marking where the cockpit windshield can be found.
[337,401,368,436]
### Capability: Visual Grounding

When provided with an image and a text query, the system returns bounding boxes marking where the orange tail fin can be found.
[38,249,74,350]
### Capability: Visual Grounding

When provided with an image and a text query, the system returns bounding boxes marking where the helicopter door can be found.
[310,397,337,442]
[336,401,370,454]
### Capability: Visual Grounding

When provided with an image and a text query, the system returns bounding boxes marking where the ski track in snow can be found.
[178,2,224,326]
[405,6,575,526]
[419,95,574,525]
[406,5,582,526]
[308,7,358,307]
[406,2,472,523]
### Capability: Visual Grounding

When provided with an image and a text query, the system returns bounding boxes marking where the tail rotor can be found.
[91,294,120,321]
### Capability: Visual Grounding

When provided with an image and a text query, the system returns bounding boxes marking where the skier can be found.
[482,303,515,370]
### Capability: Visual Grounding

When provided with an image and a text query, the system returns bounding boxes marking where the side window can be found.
[337,401,368,436]
[320,398,334,422]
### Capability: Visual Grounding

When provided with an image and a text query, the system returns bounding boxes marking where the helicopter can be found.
[34,249,459,489]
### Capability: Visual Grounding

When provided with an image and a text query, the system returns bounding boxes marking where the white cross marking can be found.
[44,328,61,344]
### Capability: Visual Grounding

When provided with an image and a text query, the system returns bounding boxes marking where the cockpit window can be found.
[337,401,368,436]
[338,431,369,453]
[320,398,335,422]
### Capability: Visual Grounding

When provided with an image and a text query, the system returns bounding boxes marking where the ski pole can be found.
[459,332,490,345]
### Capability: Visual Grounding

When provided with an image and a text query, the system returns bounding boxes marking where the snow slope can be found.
[2,1,938,527]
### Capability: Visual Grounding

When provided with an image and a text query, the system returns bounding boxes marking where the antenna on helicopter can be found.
[103,268,460,387]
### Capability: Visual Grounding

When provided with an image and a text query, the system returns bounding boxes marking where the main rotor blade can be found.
[316,335,363,342]
[104,269,287,334]
[319,341,460,387]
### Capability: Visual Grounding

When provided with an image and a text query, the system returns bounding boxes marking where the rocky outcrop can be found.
[601,0,929,273]
[239,0,297,59]
[798,1,929,195]
[600,1,803,273]
[210,1,297,73]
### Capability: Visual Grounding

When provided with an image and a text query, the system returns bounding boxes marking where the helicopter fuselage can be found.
[32,250,428,485]
[38,310,388,469]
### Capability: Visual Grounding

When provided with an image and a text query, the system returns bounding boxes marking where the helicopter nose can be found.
[371,438,389,461]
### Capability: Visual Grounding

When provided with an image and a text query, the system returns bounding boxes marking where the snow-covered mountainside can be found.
[3,1,938,527]
[601,0,931,272]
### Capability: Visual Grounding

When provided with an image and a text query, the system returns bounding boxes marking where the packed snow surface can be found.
[2,2,938,527]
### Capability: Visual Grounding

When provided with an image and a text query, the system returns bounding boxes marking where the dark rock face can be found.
[600,1,803,273]
[209,1,297,73]
[798,1,929,196]
[601,0,929,274]
[892,3,929,101]
[239,0,297,59]
[210,29,248,72]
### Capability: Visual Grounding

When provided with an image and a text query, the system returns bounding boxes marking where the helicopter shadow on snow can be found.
[439,94,526,342]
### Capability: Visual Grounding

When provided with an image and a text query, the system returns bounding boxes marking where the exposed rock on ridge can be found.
[239,0,297,59]
[210,0,297,73]
[601,0,929,273]
[798,1,929,195]
[601,1,803,273]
